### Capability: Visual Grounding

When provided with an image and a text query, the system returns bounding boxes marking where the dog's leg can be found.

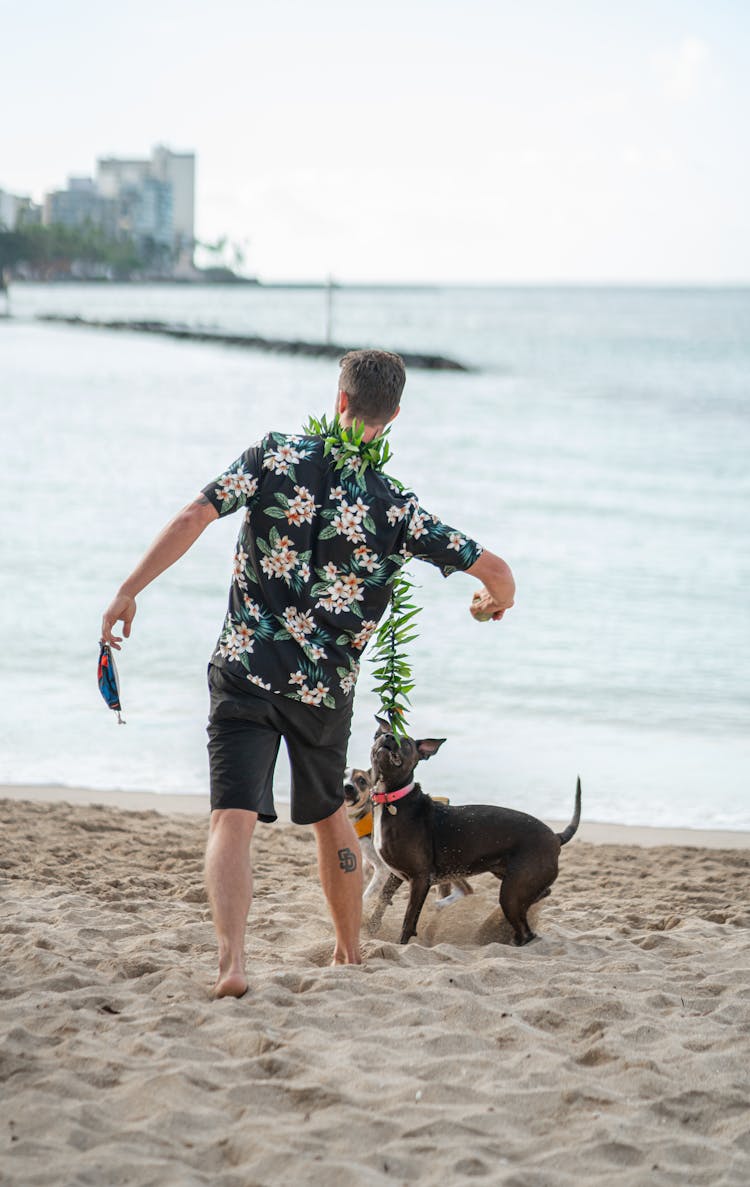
[364,862,391,902]
[499,877,537,946]
[435,876,474,909]
[360,838,392,902]
[400,875,431,944]
[367,872,403,932]
[359,853,375,893]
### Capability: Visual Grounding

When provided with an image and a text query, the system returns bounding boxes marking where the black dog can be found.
[369,719,581,946]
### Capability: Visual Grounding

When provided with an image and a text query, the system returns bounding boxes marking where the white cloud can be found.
[652,36,711,103]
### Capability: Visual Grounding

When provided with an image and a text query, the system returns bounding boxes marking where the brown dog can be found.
[343,765,472,906]
[368,720,581,945]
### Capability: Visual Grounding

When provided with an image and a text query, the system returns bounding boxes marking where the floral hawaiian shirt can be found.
[201,430,483,710]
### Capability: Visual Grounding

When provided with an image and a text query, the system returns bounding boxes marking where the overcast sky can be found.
[2,0,748,282]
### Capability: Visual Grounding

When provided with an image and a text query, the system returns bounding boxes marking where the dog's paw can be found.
[434,889,465,910]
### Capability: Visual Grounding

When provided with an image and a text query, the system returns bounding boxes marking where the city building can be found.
[43,179,118,237]
[0,188,41,229]
[39,145,196,275]
[96,145,195,270]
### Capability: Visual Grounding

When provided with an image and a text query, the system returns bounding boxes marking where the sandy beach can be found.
[2,788,749,1186]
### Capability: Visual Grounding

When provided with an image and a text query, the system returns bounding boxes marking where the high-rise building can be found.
[39,145,196,273]
[150,146,195,259]
[0,189,41,229]
[43,181,118,236]
[96,145,195,268]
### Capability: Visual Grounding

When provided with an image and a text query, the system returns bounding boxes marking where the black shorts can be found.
[206,664,354,825]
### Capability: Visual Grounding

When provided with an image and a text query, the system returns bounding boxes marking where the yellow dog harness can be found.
[354,810,373,839]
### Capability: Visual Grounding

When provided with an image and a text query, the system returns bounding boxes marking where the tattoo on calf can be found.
[338,847,358,873]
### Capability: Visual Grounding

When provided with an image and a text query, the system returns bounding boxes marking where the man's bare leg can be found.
[312,803,363,965]
[205,808,257,997]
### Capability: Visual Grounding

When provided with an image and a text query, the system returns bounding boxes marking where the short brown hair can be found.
[338,350,405,423]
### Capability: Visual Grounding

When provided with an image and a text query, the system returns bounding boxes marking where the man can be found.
[101,349,515,996]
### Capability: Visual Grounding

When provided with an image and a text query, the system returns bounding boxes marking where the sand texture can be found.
[1,797,750,1186]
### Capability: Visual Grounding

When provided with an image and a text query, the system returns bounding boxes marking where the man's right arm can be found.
[101,494,219,648]
[466,550,516,621]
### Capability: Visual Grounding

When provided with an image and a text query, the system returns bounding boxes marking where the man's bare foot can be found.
[331,949,362,966]
[211,971,248,998]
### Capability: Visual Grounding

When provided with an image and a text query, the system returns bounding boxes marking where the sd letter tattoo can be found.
[338,847,357,873]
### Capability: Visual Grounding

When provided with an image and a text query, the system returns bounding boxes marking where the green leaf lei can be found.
[303,411,399,487]
[304,412,419,739]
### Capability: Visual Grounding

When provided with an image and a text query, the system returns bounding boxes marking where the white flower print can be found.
[448,531,466,551]
[329,486,346,500]
[285,484,317,527]
[408,508,429,539]
[260,534,298,584]
[300,681,329,706]
[232,546,249,589]
[386,502,409,526]
[246,673,272,691]
[263,442,302,475]
[351,620,378,650]
[323,561,339,581]
[219,618,255,661]
[353,546,379,573]
[218,634,240,662]
[339,662,359,695]
[331,510,364,544]
[288,671,329,705]
[243,596,262,620]
[298,561,311,583]
[217,469,258,502]
[330,496,371,545]
[305,642,327,663]
[234,623,254,649]
[282,606,315,644]
[315,573,365,615]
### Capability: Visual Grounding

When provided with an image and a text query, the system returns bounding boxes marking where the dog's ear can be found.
[415,738,446,761]
[374,715,391,733]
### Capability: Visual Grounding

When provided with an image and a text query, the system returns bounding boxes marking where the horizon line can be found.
[250,277,750,289]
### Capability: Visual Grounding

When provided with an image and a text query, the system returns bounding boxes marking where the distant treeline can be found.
[0,224,177,281]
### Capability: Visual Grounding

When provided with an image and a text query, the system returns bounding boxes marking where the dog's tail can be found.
[557,777,581,846]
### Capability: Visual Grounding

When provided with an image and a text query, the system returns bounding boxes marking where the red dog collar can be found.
[371,782,415,806]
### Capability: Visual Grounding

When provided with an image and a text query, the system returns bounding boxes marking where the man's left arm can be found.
[101,494,218,649]
[404,501,515,621]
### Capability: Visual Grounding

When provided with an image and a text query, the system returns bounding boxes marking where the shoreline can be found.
[2,782,748,848]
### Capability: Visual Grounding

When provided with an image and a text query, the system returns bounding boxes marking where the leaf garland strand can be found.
[369,574,420,739]
[304,412,418,738]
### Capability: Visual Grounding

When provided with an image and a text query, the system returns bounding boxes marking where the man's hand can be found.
[101,593,137,650]
[470,588,506,622]
[466,550,515,623]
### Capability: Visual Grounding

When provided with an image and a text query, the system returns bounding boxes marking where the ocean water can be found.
[1,283,748,829]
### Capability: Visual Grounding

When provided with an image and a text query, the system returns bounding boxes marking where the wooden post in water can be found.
[325,274,335,346]
[0,269,10,318]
